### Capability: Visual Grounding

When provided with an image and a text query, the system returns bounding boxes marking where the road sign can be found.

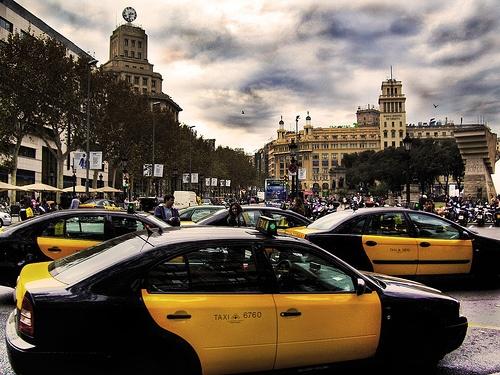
[143,164,152,177]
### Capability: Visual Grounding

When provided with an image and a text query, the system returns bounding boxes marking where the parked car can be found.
[79,198,122,210]
[196,206,311,231]
[0,208,169,286]
[179,205,225,225]
[0,207,12,227]
[7,219,467,374]
[285,207,500,279]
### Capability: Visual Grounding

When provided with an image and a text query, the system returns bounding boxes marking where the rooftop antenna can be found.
[390,65,393,80]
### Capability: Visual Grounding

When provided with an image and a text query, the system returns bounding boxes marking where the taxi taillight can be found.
[18,296,34,337]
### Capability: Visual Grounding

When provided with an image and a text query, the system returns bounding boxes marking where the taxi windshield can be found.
[49,231,155,284]
[307,210,356,230]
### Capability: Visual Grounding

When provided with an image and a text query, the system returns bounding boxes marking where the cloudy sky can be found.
[16,0,500,156]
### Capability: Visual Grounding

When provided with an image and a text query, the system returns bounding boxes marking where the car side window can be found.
[191,208,217,222]
[334,217,366,234]
[65,216,106,241]
[110,216,145,237]
[242,210,260,227]
[146,246,261,293]
[365,213,408,237]
[408,213,460,239]
[265,246,355,293]
[40,219,66,237]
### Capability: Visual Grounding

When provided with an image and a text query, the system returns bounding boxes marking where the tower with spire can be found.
[378,67,407,149]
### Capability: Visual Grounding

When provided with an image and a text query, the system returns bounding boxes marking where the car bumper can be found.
[6,310,103,373]
[1,217,11,225]
[441,316,468,354]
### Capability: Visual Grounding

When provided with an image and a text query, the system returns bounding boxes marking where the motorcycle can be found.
[495,207,500,227]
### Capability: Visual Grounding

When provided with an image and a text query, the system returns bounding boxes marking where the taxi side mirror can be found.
[356,278,368,296]
[460,231,471,240]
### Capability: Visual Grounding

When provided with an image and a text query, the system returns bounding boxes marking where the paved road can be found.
[0,226,498,374]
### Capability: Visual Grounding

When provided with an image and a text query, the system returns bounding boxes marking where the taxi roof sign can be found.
[256,216,278,236]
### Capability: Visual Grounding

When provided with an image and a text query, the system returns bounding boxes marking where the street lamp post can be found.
[288,139,298,199]
[85,59,98,195]
[403,134,413,208]
[72,164,77,196]
[152,102,161,197]
[295,115,300,198]
[188,125,195,191]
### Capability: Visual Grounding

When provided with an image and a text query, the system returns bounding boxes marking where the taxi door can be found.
[266,245,381,370]
[361,212,418,275]
[36,215,105,259]
[141,244,277,375]
[408,212,473,275]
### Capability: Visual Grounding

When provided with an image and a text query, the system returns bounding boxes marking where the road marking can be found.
[469,322,500,331]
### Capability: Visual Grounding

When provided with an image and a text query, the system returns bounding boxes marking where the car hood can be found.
[361,271,451,298]
[283,226,320,238]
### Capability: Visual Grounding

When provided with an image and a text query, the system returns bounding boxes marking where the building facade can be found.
[259,78,498,200]
[102,21,182,119]
[0,0,110,200]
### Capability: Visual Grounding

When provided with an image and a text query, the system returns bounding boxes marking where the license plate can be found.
[458,215,464,220]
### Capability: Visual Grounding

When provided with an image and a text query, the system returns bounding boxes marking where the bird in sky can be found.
[433,104,439,108]
[241,110,245,115]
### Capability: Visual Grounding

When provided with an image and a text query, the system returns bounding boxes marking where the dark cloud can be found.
[241,69,312,94]
[434,41,492,66]
[38,1,107,32]
[430,15,497,46]
[154,25,243,62]
[389,16,421,36]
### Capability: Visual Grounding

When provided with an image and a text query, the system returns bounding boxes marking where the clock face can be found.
[122,7,137,23]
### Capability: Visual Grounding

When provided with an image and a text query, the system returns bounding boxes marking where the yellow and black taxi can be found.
[7,218,467,375]
[285,207,500,279]
[0,208,169,286]
[196,206,312,230]
[79,198,122,210]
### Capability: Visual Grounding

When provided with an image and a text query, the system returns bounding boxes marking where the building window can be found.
[384,122,387,127]
[142,77,148,85]
[442,132,447,136]
[383,130,388,138]
[399,130,404,137]
[19,146,36,159]
[132,40,135,47]
[134,76,139,84]
[0,17,13,33]
[138,52,142,59]
[142,88,147,94]
[392,122,395,127]
[400,121,402,126]
[131,51,135,58]
[124,50,128,57]
[152,80,156,88]
[124,39,128,46]
[391,130,396,137]
[392,141,396,147]
[384,141,388,148]
[126,75,131,83]
[138,41,142,48]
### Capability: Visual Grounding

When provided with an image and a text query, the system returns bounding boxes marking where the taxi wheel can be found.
[0,219,3,227]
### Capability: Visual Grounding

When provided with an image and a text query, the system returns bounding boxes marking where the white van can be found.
[174,191,198,209]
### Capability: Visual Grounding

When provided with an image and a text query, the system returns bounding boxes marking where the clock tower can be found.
[102,8,182,120]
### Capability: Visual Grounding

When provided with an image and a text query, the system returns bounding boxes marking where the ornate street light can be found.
[403,134,412,207]
[85,58,98,195]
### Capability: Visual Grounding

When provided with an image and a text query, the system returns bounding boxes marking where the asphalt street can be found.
[0,226,498,374]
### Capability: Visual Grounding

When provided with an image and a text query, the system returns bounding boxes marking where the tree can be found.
[0,33,49,200]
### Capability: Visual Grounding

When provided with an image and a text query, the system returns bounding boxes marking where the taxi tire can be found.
[0,218,3,227]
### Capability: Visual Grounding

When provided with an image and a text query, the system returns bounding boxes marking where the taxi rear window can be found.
[49,231,154,284]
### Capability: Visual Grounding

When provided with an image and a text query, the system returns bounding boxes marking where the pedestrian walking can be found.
[70,196,80,209]
[154,194,180,226]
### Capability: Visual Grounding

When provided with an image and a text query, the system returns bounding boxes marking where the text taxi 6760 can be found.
[7,217,467,375]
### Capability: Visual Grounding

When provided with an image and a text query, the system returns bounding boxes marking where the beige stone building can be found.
[102,22,182,120]
[267,77,405,194]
